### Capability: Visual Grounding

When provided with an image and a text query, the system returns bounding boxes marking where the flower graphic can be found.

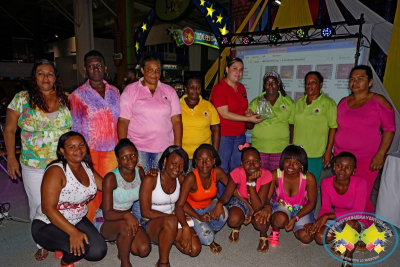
[280,104,286,111]
[203,111,209,118]
[313,108,320,114]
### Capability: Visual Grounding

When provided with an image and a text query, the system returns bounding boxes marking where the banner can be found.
[169,27,219,49]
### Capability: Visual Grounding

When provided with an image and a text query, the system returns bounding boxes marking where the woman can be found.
[93,139,151,267]
[334,65,395,216]
[70,50,120,222]
[139,145,201,266]
[304,152,367,267]
[118,55,182,174]
[4,59,72,260]
[181,75,220,171]
[175,144,230,255]
[31,132,107,267]
[246,71,295,171]
[210,57,264,196]
[293,71,337,182]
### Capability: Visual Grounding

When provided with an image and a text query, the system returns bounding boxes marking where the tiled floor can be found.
[0,167,398,267]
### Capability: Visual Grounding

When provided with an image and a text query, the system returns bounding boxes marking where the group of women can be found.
[3,53,395,267]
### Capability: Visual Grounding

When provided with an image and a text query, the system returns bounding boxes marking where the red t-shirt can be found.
[210,79,248,136]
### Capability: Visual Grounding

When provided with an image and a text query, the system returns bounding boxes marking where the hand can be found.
[124,212,140,236]
[322,151,332,168]
[199,212,211,222]
[370,153,385,171]
[285,217,296,232]
[179,226,192,252]
[310,215,328,235]
[247,114,265,124]
[243,207,254,225]
[303,223,314,235]
[7,157,21,180]
[254,205,271,225]
[210,203,224,220]
[146,168,159,176]
[244,109,254,117]
[247,170,262,183]
[69,230,89,256]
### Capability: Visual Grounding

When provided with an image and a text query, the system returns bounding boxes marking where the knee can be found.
[227,207,244,227]
[314,231,324,246]
[295,229,314,245]
[344,220,361,233]
[271,212,288,228]
[135,241,151,258]
[163,215,179,233]
[189,237,201,257]
[86,239,107,261]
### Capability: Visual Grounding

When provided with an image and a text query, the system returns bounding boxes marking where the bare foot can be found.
[34,248,48,261]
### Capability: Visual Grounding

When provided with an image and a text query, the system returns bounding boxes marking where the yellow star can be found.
[200,0,205,6]
[216,14,223,23]
[206,4,215,17]
[141,23,147,32]
[186,32,193,41]
[374,244,385,254]
[219,24,229,35]
[135,42,140,52]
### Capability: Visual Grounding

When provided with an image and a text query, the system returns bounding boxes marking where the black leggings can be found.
[31,217,107,264]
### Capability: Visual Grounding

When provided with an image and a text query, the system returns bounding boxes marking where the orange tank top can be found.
[186,168,217,209]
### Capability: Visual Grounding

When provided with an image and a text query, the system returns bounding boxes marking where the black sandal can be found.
[156,261,171,267]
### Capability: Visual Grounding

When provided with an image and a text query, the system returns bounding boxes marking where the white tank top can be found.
[34,162,97,225]
[151,173,180,214]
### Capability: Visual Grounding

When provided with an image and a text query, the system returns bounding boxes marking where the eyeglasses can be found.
[87,64,104,70]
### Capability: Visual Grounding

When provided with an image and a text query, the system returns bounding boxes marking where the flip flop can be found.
[209,241,222,255]
[228,225,244,243]
[257,237,269,253]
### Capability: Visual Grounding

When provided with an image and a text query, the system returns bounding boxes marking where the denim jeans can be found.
[131,200,141,221]
[137,150,163,174]
[217,133,246,198]
[192,202,228,245]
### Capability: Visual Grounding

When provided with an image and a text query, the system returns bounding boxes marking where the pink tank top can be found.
[274,169,308,214]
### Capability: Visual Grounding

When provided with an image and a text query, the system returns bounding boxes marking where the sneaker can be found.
[268,228,280,247]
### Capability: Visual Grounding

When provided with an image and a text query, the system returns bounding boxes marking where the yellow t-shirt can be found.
[181,95,220,158]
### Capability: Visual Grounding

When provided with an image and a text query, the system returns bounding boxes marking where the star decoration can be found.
[200,0,205,6]
[135,42,140,52]
[141,23,147,32]
[167,27,174,35]
[186,32,194,42]
[219,24,229,35]
[216,14,223,23]
[206,4,215,17]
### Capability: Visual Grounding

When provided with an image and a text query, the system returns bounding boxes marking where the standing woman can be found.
[293,71,337,182]
[334,65,395,215]
[118,55,182,173]
[246,71,295,171]
[210,58,263,195]
[70,50,120,222]
[181,75,220,171]
[4,59,72,260]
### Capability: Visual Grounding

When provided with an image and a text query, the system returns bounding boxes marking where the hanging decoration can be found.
[167,26,219,49]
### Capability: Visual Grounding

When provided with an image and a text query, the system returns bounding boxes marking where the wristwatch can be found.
[246,181,256,187]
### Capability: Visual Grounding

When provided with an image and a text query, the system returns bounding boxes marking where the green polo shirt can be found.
[248,92,294,154]
[293,91,338,158]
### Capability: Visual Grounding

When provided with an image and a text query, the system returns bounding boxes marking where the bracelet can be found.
[295,215,300,222]
[246,181,256,187]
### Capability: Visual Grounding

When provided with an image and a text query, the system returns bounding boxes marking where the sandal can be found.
[155,261,170,267]
[268,228,280,247]
[330,242,341,257]
[209,241,222,255]
[34,248,49,261]
[257,237,269,253]
[228,225,244,243]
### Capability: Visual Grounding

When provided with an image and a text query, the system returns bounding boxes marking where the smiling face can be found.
[195,149,215,175]
[349,69,373,94]
[305,74,322,98]
[35,64,56,92]
[283,158,302,176]
[241,150,261,177]
[164,153,185,179]
[84,56,107,83]
[141,60,161,87]
[60,136,87,163]
[185,79,201,101]
[334,157,356,181]
[225,61,244,84]
[263,76,280,96]
[117,146,138,171]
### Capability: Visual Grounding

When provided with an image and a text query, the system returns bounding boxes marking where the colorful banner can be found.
[169,27,219,49]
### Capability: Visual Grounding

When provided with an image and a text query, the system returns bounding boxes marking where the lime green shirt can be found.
[248,92,294,153]
[293,91,337,158]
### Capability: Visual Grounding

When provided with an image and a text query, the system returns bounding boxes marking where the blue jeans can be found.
[217,133,246,198]
[192,202,228,245]
[131,200,141,221]
[137,150,163,174]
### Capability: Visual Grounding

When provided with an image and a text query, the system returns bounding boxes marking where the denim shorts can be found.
[140,218,151,232]
[228,196,250,217]
[93,209,105,232]
[271,202,315,232]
